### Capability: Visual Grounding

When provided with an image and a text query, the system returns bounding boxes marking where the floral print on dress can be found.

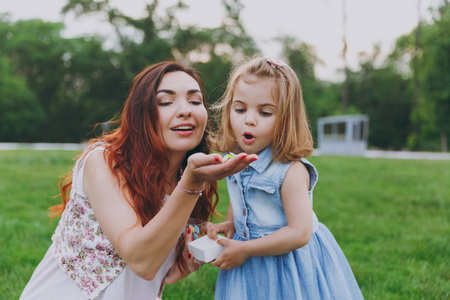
[51,147,126,300]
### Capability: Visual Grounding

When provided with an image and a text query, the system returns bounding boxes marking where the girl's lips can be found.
[243,132,255,144]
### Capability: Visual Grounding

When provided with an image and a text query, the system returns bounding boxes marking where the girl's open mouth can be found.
[243,132,255,144]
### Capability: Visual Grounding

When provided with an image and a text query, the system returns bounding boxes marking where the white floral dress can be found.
[20,145,176,300]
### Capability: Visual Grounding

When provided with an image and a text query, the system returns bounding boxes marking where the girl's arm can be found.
[84,151,257,280]
[212,161,312,270]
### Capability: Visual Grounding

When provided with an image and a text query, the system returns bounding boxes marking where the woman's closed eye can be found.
[157,95,174,106]
[188,97,203,105]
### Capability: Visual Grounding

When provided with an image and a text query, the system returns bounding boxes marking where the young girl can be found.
[207,57,364,299]
[20,61,257,300]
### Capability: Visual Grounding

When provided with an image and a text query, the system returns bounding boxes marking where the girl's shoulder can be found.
[284,161,311,190]
[299,158,319,191]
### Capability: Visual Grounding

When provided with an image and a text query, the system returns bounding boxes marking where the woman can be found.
[20,61,257,300]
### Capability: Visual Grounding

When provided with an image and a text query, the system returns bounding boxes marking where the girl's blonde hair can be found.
[213,56,313,162]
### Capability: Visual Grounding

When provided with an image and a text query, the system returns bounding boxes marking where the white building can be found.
[317,115,369,156]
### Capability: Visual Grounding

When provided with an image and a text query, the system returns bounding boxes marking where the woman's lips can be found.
[171,124,195,136]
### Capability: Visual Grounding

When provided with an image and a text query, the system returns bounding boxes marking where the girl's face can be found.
[230,76,277,155]
[156,71,207,156]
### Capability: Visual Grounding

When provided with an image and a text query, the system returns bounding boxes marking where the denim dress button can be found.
[243,209,246,215]
[244,168,250,172]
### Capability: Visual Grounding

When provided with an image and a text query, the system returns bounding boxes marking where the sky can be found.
[1,0,443,82]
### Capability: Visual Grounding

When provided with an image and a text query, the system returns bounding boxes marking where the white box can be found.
[188,235,227,263]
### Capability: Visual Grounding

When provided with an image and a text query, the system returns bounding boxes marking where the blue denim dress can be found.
[215,146,364,299]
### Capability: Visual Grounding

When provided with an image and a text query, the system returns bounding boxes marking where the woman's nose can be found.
[177,101,192,118]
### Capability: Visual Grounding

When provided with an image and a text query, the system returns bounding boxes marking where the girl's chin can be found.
[237,146,259,155]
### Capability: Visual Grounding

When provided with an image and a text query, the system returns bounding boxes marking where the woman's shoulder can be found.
[83,148,113,181]
[81,143,109,167]
[85,147,107,164]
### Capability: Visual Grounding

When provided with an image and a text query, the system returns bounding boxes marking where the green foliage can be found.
[346,56,414,149]
[391,3,450,151]
[0,1,260,143]
[0,14,126,142]
[420,4,450,145]
[1,151,449,299]
[0,56,44,142]
[2,0,450,151]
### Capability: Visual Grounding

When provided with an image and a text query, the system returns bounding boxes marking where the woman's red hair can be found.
[50,61,218,273]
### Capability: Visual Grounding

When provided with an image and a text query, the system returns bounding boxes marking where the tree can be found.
[347,48,414,150]
[0,56,44,142]
[61,0,258,99]
[419,3,450,151]
[0,15,126,142]
[392,2,450,151]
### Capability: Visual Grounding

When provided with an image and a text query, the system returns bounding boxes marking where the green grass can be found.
[1,151,449,299]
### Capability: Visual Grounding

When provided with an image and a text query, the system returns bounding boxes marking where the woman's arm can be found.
[212,161,312,270]
[84,151,256,280]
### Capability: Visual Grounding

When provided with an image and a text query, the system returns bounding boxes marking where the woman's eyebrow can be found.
[156,89,201,95]
[187,89,202,95]
[156,89,175,95]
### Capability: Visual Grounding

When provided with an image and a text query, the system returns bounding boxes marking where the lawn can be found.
[0,150,448,299]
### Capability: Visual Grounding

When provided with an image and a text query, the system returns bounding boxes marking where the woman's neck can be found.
[164,151,186,195]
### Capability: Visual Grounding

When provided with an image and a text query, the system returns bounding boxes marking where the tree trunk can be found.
[341,0,349,111]
[441,132,448,152]
[411,0,422,138]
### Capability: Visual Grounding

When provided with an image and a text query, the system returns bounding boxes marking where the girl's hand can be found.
[211,239,248,270]
[206,221,235,240]
[181,152,258,187]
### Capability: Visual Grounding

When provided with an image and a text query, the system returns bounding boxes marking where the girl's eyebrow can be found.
[156,89,202,95]
[232,100,277,108]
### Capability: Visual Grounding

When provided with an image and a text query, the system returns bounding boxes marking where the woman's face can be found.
[155,71,207,156]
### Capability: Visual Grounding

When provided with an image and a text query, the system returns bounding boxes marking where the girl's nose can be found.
[245,113,256,126]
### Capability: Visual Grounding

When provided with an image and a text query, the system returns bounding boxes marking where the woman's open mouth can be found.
[171,124,195,136]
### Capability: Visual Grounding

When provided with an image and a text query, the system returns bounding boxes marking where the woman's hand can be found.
[211,239,248,270]
[181,153,258,188]
[165,227,204,284]
[206,221,235,240]
[184,228,205,273]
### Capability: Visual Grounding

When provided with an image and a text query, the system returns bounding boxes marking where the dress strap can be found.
[300,158,319,192]
[72,143,106,199]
